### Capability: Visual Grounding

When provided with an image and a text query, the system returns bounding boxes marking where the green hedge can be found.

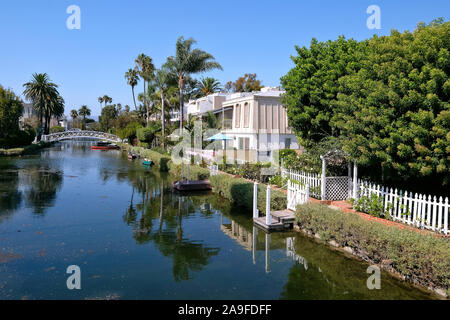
[168,161,210,181]
[210,174,287,214]
[295,203,450,295]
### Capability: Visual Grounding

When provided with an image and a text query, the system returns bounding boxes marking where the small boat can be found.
[142,158,154,166]
[91,142,119,150]
[127,153,137,160]
[173,180,212,191]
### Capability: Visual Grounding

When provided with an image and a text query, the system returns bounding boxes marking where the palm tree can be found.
[153,67,175,150]
[197,77,222,96]
[102,95,112,107]
[70,109,78,129]
[164,37,222,132]
[125,68,140,110]
[23,73,64,136]
[135,54,155,126]
[78,105,91,130]
[98,97,104,109]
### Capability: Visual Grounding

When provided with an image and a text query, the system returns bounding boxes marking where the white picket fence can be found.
[287,180,310,211]
[208,163,219,176]
[358,180,449,234]
[282,169,321,198]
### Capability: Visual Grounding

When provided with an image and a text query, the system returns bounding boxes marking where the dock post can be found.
[187,165,190,183]
[266,185,271,225]
[253,182,258,219]
[252,226,257,265]
[265,233,271,273]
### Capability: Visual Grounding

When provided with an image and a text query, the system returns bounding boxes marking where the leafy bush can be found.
[0,128,35,148]
[210,174,287,213]
[117,122,142,143]
[350,195,392,219]
[50,126,65,133]
[295,203,450,293]
[269,175,288,188]
[136,123,161,146]
[168,162,210,181]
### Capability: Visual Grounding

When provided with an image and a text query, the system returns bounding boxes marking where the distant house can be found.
[19,102,68,131]
[186,87,300,163]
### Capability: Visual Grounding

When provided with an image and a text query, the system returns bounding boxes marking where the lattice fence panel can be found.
[325,177,352,201]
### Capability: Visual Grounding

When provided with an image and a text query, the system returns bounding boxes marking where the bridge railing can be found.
[41,131,121,142]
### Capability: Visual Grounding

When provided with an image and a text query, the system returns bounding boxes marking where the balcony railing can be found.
[222,119,233,130]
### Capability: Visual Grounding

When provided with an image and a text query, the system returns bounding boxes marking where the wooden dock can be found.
[253,210,296,232]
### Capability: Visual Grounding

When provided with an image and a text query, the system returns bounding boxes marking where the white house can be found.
[187,87,300,163]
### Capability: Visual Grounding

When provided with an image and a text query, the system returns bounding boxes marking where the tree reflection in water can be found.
[24,166,63,215]
[123,172,220,282]
[0,163,22,223]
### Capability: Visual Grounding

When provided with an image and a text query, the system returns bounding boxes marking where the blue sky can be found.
[1,0,448,117]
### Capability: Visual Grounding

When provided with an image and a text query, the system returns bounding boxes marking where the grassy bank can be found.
[0,142,52,156]
[120,144,210,181]
[295,203,450,297]
[210,174,287,214]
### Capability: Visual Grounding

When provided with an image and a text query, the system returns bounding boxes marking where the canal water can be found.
[0,142,437,300]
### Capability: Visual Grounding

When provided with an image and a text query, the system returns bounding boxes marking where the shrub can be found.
[117,122,142,143]
[50,126,65,133]
[295,203,450,293]
[269,175,288,188]
[136,123,161,146]
[168,162,210,180]
[350,195,392,219]
[210,174,287,213]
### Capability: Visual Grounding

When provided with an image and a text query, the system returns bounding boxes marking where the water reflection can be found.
[24,166,63,215]
[122,171,220,282]
[0,163,22,223]
[0,141,437,300]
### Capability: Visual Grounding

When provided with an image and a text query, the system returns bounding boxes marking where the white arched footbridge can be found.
[41,131,122,143]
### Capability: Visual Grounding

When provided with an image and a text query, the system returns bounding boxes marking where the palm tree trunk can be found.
[179,77,184,131]
[132,86,137,110]
[179,77,184,180]
[161,91,165,150]
[144,80,149,127]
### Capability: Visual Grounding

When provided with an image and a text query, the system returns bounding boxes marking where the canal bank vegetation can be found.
[121,143,210,181]
[210,174,287,213]
[294,203,450,297]
[0,141,52,157]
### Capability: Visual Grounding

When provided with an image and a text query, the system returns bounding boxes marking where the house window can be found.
[243,103,249,128]
[239,137,250,150]
[235,104,240,128]
[285,138,291,149]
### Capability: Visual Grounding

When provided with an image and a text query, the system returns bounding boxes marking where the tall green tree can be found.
[102,95,112,107]
[70,109,78,129]
[280,37,365,148]
[135,54,155,126]
[165,36,222,131]
[125,68,140,110]
[23,73,64,135]
[332,20,450,186]
[152,67,176,149]
[98,96,104,109]
[196,77,222,96]
[281,19,450,188]
[0,86,24,146]
[78,105,91,130]
[226,73,263,93]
